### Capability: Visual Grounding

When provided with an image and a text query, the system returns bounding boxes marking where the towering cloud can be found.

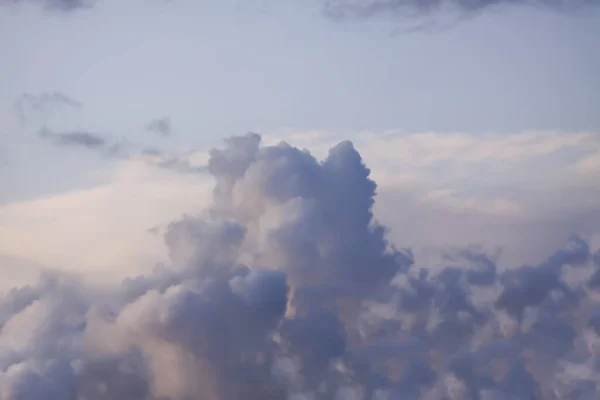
[1,133,599,399]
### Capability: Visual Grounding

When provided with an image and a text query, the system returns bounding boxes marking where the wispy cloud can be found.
[38,127,105,149]
[2,0,97,12]
[37,127,124,157]
[322,0,598,22]
[14,92,81,123]
[139,147,208,173]
[145,116,173,137]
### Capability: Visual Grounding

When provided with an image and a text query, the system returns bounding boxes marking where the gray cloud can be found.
[37,127,123,157]
[14,92,81,123]
[2,0,97,12]
[38,127,105,149]
[322,0,598,22]
[1,133,600,399]
[145,117,173,137]
[140,147,208,173]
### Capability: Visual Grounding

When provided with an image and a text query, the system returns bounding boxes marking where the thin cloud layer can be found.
[14,92,81,123]
[9,0,596,16]
[322,0,598,22]
[139,148,208,173]
[1,133,600,399]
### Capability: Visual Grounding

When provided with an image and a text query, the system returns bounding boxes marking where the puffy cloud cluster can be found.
[1,133,600,399]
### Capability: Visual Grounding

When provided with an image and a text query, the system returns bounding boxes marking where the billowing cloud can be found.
[1,133,600,399]
[322,0,598,22]
[266,129,600,268]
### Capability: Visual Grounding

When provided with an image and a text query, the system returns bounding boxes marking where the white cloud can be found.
[573,150,600,175]
[267,129,600,267]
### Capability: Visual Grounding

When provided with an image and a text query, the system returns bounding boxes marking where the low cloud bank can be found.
[1,133,599,399]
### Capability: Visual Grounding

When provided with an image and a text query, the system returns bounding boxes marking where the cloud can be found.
[0,254,44,291]
[322,0,598,23]
[284,129,600,269]
[138,147,209,173]
[573,151,600,176]
[0,158,213,289]
[38,127,105,149]
[7,128,600,272]
[14,92,81,123]
[2,0,97,12]
[268,129,600,219]
[36,127,124,157]
[1,132,600,399]
[145,117,173,137]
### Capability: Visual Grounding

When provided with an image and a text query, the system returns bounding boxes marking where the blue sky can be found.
[2,0,600,140]
[1,0,599,287]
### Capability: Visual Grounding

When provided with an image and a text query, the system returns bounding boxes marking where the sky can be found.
[1,0,600,399]
[1,0,599,281]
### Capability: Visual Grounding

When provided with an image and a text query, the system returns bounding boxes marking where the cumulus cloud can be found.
[266,129,600,267]
[1,133,600,399]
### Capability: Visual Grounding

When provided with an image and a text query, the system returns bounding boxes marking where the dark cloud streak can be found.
[38,127,106,149]
[322,0,599,22]
[2,0,97,12]
[37,127,124,157]
[14,92,81,123]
